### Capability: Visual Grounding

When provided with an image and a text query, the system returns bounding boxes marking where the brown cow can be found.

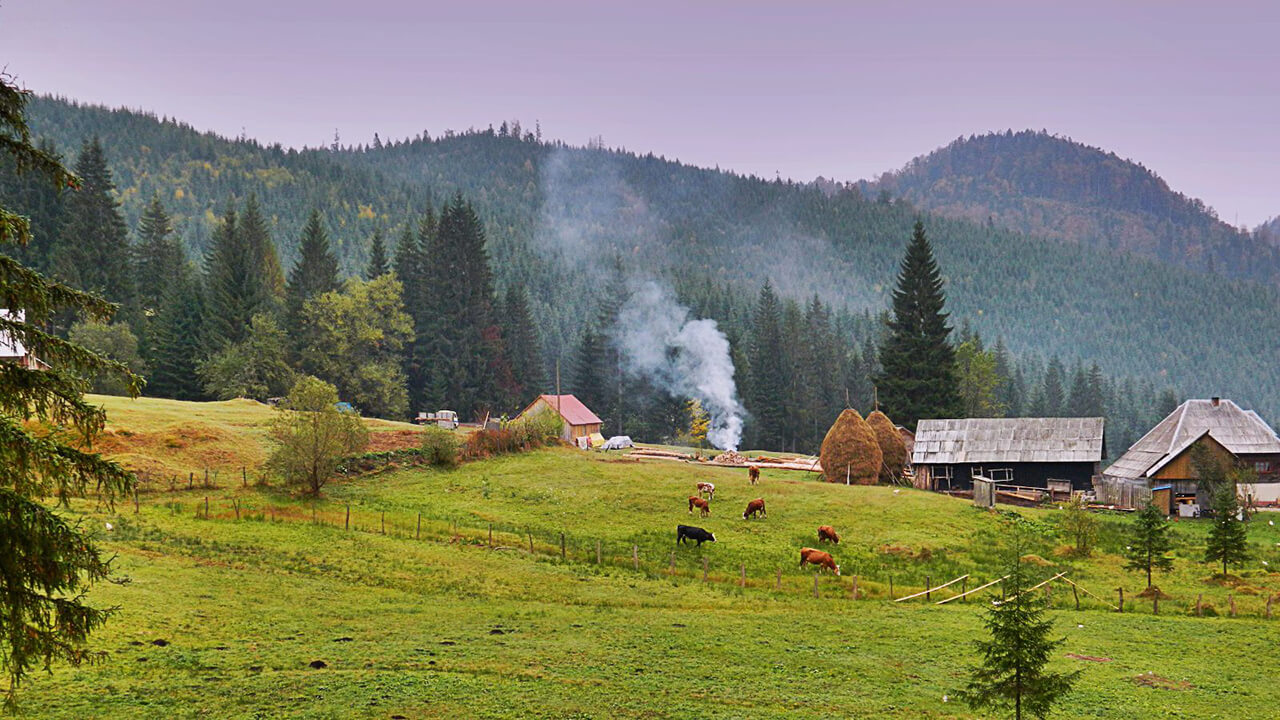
[696,481,716,500]
[748,465,760,485]
[688,496,710,517]
[799,547,840,575]
[817,525,840,544]
[743,498,766,520]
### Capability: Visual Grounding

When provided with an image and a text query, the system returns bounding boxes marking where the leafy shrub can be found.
[420,426,460,468]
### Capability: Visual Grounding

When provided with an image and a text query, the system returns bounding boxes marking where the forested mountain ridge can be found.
[867,130,1280,285]
[11,96,1280,427]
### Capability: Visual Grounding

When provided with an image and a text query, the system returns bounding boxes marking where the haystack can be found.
[819,409,882,485]
[867,410,907,484]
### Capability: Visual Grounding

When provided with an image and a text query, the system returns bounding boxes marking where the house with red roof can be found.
[518,394,603,446]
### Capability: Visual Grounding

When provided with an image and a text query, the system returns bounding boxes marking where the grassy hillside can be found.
[84,394,423,480]
[22,401,1280,718]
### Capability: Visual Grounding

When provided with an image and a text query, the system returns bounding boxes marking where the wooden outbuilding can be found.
[0,309,49,371]
[1098,397,1280,511]
[517,394,604,446]
[911,417,1105,495]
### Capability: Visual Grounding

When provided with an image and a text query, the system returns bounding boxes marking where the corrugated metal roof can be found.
[911,417,1104,465]
[1103,399,1280,480]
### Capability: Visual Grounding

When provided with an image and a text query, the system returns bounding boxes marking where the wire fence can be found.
[118,465,1279,619]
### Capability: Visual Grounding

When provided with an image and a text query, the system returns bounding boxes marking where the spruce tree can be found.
[1204,485,1249,577]
[500,285,544,409]
[366,226,389,278]
[1040,357,1067,417]
[285,209,340,352]
[1124,503,1174,588]
[960,535,1079,719]
[747,280,787,449]
[52,137,133,313]
[239,194,284,309]
[398,215,432,410]
[203,204,251,346]
[572,326,609,422]
[146,268,206,400]
[876,221,961,429]
[132,193,181,314]
[0,75,139,708]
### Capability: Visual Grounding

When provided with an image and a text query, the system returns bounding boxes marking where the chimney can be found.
[1211,397,1221,407]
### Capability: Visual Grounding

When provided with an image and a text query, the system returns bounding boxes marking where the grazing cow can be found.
[817,525,840,544]
[677,525,716,546]
[688,495,711,517]
[748,465,760,485]
[743,498,766,520]
[696,481,716,500]
[799,547,840,575]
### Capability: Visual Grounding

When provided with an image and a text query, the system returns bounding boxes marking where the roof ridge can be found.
[1167,400,1190,455]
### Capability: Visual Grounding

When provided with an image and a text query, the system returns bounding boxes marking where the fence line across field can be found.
[123,466,1274,619]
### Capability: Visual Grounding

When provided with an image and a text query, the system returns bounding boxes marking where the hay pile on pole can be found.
[819,409,882,485]
[867,410,908,484]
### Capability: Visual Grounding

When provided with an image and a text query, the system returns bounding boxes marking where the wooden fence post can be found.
[926,575,931,602]
[188,472,193,489]
[596,540,602,565]
[703,557,709,582]
[312,506,317,525]
[813,573,819,599]
[204,468,209,487]
[1117,588,1124,613]
[1230,594,1236,617]
[960,576,966,603]
[530,532,535,555]
[204,496,209,519]
[382,511,386,535]
[1267,594,1274,620]
[232,499,240,521]
[889,576,894,600]
[560,533,566,560]
[1045,583,1052,606]
[134,488,139,514]
[740,563,746,588]
[242,466,247,487]
[669,551,676,574]
[1196,593,1203,617]
[345,505,350,531]
[851,575,858,600]
[1073,583,1080,610]
[776,568,782,591]
[416,512,421,539]
[488,523,492,547]
[1153,593,1159,615]
[632,544,639,570]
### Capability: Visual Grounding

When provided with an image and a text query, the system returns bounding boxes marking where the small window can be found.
[1257,461,1272,472]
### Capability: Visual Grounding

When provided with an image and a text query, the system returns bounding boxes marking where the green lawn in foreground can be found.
[21,443,1280,718]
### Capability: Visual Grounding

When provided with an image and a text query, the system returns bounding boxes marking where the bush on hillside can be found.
[420,426,460,468]
[819,409,882,485]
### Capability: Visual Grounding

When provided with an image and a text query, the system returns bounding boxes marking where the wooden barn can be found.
[517,394,604,447]
[911,417,1105,495]
[1098,398,1280,511]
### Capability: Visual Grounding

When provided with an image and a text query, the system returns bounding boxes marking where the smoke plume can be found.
[615,280,746,450]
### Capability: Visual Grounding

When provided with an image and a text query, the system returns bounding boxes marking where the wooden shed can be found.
[1099,398,1280,511]
[911,417,1105,494]
[517,394,603,445]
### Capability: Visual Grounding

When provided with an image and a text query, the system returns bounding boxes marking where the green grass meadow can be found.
[20,399,1280,718]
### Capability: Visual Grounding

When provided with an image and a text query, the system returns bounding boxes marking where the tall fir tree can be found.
[285,209,340,354]
[239,194,284,309]
[572,325,609,423]
[132,193,182,314]
[366,226,389,278]
[203,205,250,346]
[876,221,961,430]
[0,76,139,707]
[1038,357,1067,417]
[1124,503,1175,588]
[146,266,207,401]
[398,214,433,411]
[1204,484,1250,577]
[499,285,545,411]
[747,280,787,449]
[52,137,133,314]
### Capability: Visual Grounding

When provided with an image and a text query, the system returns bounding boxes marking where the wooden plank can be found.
[936,575,1009,604]
[1057,575,1119,610]
[994,572,1067,606]
[894,573,969,602]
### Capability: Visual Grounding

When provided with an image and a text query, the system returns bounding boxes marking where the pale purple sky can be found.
[5,1,1279,226]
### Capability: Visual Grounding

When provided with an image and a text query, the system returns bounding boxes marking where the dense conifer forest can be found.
[5,97,1280,454]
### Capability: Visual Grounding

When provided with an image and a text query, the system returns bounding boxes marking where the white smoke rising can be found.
[615,280,746,450]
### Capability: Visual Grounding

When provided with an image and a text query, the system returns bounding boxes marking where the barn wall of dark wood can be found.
[924,462,1097,491]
